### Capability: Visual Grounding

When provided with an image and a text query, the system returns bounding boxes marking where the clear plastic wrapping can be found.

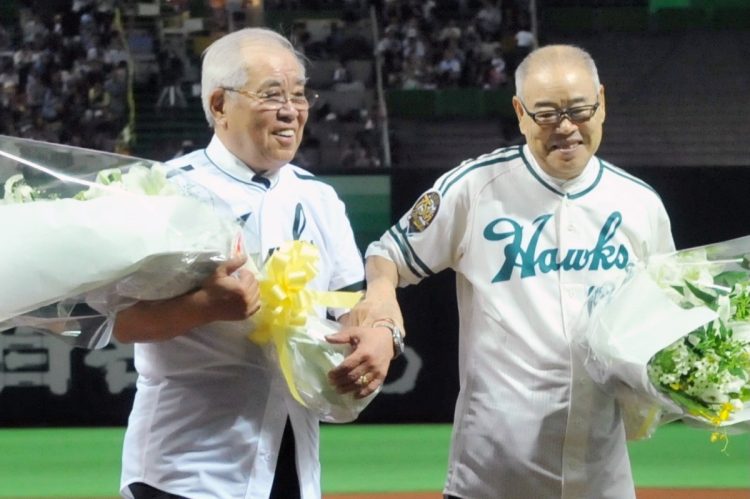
[270,316,379,423]
[0,135,239,348]
[250,240,376,423]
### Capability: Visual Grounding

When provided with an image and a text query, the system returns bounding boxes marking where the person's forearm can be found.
[364,255,404,330]
[365,255,399,299]
[113,255,260,343]
[113,291,213,343]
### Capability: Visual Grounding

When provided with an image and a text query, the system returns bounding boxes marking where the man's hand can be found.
[326,322,395,399]
[113,254,261,343]
[193,254,261,322]
[326,255,404,399]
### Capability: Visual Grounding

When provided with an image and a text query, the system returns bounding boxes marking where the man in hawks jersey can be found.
[332,45,675,498]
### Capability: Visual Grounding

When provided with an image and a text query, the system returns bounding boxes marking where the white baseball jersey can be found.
[120,135,364,499]
[367,144,674,499]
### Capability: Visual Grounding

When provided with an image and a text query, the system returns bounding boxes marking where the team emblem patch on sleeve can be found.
[408,191,441,233]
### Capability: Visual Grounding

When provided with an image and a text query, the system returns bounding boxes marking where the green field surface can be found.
[0,423,747,497]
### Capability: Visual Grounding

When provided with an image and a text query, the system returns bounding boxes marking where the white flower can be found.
[695,386,729,404]
[724,378,746,394]
[3,174,37,203]
[716,295,732,323]
[731,323,750,342]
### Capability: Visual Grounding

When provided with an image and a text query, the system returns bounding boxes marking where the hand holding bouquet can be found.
[248,240,376,423]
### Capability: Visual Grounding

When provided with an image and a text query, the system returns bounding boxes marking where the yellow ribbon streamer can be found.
[248,240,362,406]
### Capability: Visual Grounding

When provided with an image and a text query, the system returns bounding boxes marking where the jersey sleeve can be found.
[366,170,470,287]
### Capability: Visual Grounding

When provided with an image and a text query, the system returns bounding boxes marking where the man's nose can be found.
[276,100,300,116]
[555,114,577,132]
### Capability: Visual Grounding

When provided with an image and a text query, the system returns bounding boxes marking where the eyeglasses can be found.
[221,87,319,111]
[520,99,600,126]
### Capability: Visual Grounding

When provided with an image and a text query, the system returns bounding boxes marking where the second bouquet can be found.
[578,235,750,442]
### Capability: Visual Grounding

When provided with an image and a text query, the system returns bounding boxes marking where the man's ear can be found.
[598,84,606,123]
[209,88,227,127]
[511,95,527,135]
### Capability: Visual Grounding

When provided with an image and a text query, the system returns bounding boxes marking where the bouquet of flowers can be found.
[0,135,241,349]
[579,236,750,443]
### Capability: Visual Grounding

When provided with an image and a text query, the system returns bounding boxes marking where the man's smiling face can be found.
[513,61,606,180]
[212,41,308,173]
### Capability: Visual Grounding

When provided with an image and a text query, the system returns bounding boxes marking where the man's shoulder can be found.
[598,158,661,198]
[435,145,525,196]
[166,148,206,170]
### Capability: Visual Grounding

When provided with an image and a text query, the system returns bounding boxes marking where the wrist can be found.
[372,318,405,359]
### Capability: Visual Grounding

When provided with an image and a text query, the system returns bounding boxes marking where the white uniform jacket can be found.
[367,145,675,499]
[120,136,364,499]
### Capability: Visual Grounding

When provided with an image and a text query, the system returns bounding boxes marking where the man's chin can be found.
[544,159,588,180]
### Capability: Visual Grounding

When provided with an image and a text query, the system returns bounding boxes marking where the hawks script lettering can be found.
[483,211,629,283]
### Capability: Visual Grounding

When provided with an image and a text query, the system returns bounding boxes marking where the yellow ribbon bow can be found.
[249,240,362,405]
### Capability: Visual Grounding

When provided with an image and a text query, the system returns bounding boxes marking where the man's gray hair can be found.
[200,27,307,127]
[514,45,600,100]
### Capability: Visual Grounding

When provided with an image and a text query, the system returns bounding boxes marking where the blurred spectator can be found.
[22,13,48,45]
[483,47,508,89]
[438,20,462,44]
[402,27,427,61]
[155,48,187,109]
[474,0,503,41]
[435,47,462,87]
[104,60,128,128]
[341,139,380,168]
[208,0,228,31]
[24,68,45,115]
[376,25,402,78]
[0,81,24,136]
[332,59,351,86]
[326,22,346,58]
[291,21,312,54]
[41,72,65,125]
[400,53,431,89]
[85,78,111,121]
[0,25,12,50]
[514,24,535,58]
[13,43,34,89]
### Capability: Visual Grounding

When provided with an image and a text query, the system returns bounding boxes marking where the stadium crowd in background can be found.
[0,0,130,152]
[375,0,534,90]
[0,0,532,167]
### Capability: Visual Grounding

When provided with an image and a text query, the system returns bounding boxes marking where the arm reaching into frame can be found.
[327,255,405,399]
